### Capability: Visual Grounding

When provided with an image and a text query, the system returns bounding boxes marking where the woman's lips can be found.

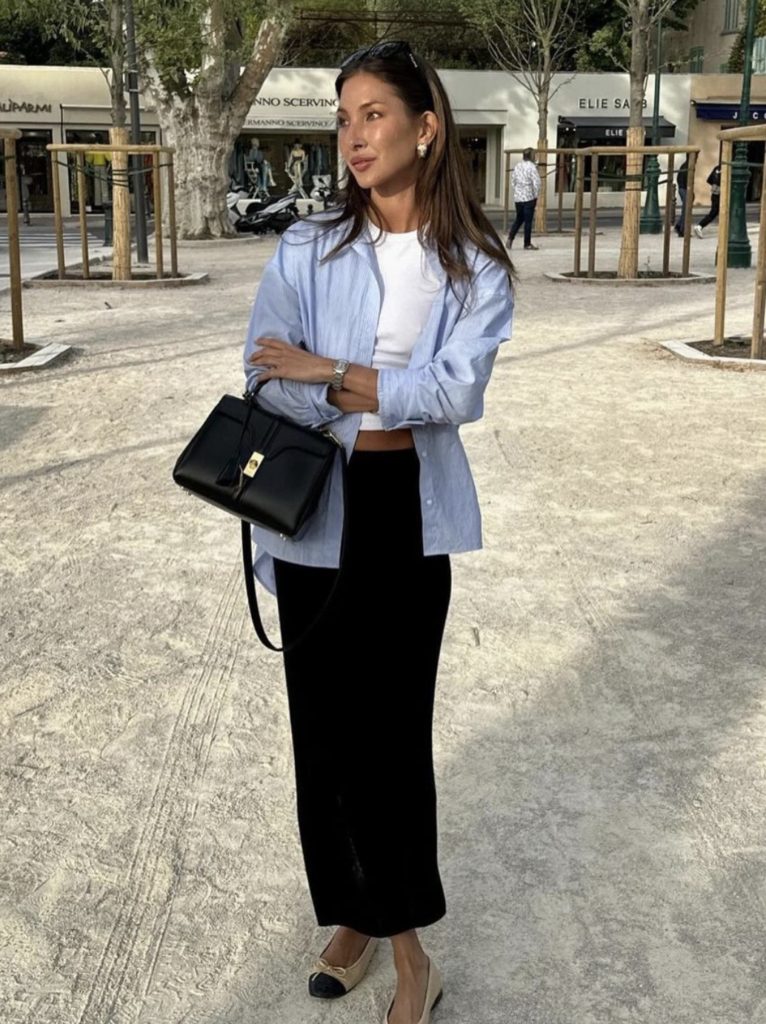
[351,158,375,172]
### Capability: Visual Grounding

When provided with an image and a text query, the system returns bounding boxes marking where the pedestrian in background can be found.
[694,163,721,238]
[674,158,689,236]
[507,147,541,250]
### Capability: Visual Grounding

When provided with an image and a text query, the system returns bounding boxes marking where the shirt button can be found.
[426,498,433,506]
[421,450,428,458]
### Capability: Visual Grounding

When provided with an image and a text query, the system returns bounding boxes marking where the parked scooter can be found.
[236,191,301,235]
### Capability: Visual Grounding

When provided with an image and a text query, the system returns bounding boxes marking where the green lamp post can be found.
[727,0,758,268]
[640,16,663,234]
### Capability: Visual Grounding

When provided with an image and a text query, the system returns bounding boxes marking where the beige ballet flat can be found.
[309,934,379,998]
[382,957,443,1024]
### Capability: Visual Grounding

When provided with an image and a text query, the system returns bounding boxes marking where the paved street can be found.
[2,228,766,1024]
[0,219,107,280]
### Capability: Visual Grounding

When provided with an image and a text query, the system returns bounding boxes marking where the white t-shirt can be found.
[359,223,442,431]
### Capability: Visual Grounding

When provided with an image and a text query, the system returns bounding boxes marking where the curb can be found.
[660,339,766,370]
[0,341,72,375]
[545,271,716,286]
[23,271,210,288]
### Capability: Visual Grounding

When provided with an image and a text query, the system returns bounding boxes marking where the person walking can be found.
[243,40,514,1024]
[507,147,541,250]
[674,158,689,236]
[694,163,721,238]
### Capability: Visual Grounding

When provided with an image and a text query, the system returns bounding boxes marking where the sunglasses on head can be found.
[340,39,422,73]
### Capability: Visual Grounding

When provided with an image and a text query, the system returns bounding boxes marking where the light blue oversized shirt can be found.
[242,214,514,594]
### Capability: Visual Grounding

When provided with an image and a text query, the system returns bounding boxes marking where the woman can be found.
[243,41,514,1024]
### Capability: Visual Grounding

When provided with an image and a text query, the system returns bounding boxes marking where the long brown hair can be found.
[308,48,514,299]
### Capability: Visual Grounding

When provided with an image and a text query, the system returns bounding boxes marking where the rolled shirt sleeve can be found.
[243,233,342,429]
[376,261,514,429]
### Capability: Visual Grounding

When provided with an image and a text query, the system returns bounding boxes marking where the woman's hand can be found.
[247,337,333,384]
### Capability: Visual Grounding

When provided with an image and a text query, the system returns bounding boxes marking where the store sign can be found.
[0,98,52,114]
[251,96,338,108]
[577,97,648,110]
[694,102,766,119]
[244,115,337,130]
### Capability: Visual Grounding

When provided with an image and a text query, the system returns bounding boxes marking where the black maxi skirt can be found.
[273,447,452,938]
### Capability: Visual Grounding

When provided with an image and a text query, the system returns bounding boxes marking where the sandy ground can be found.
[2,226,766,1024]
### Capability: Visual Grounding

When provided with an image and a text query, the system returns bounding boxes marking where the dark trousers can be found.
[699,192,720,228]
[675,186,687,233]
[509,199,537,247]
[273,448,451,938]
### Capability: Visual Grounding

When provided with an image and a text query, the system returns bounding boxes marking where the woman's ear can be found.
[420,111,439,147]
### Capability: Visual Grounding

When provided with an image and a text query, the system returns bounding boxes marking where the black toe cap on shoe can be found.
[308,972,347,998]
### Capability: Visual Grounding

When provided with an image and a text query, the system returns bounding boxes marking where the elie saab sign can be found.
[578,97,648,110]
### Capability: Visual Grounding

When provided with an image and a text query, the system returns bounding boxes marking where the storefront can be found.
[687,75,766,204]
[556,114,676,193]
[690,100,766,203]
[230,70,504,206]
[4,65,765,216]
[0,67,162,216]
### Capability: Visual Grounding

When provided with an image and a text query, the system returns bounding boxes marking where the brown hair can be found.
[304,48,514,300]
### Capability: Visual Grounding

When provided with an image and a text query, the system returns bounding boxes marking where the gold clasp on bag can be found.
[243,450,265,478]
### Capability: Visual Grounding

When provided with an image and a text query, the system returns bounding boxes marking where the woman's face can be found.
[336,71,435,196]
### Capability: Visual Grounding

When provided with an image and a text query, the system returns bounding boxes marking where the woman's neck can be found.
[368,186,420,234]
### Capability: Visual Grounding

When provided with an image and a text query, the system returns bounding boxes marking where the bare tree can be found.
[461,0,577,233]
[616,0,681,278]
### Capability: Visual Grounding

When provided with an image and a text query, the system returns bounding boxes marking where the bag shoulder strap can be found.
[240,445,349,653]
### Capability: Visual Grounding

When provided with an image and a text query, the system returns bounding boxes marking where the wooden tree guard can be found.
[75,152,90,280]
[110,127,131,280]
[46,143,178,282]
[572,145,700,280]
[713,124,766,357]
[573,153,585,277]
[1,129,23,350]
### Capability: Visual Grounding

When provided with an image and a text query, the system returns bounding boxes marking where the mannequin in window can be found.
[287,138,307,191]
[246,136,264,187]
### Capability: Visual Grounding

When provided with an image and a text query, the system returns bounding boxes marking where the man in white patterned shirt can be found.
[507,148,542,250]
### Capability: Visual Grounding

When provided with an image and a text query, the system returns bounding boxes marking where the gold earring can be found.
[417,142,428,158]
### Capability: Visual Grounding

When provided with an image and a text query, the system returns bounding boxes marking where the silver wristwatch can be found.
[331,359,350,391]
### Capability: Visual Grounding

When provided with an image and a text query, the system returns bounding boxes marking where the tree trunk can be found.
[534,71,550,235]
[109,0,127,128]
[618,1,650,279]
[143,7,289,240]
[159,101,237,239]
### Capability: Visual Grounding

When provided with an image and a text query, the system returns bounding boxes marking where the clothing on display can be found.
[230,134,334,196]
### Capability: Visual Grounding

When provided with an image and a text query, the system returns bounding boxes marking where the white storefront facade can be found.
[3,62,762,217]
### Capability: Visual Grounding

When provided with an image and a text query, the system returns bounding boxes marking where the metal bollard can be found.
[103,200,113,246]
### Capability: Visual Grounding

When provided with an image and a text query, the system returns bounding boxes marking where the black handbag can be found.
[172,380,348,652]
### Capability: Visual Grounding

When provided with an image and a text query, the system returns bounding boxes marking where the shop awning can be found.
[558,115,676,139]
[692,100,766,120]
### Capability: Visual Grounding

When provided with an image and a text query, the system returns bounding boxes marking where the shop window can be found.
[0,131,52,214]
[458,129,487,203]
[754,37,766,74]
[230,133,336,197]
[65,129,110,213]
[689,46,704,72]
[65,128,157,213]
[724,0,740,33]
[0,129,54,214]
